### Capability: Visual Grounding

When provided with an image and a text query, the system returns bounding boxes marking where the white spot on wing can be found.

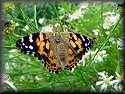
[88,39,90,43]
[22,43,25,46]
[25,46,28,48]
[87,38,90,41]
[27,51,30,53]
[29,45,33,50]
[85,43,87,46]
[26,52,29,54]
[41,59,44,62]
[29,34,33,42]
[80,35,85,41]
[26,51,30,54]
[21,38,24,42]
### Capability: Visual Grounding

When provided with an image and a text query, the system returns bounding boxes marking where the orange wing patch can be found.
[46,40,50,50]
[44,59,62,73]
[65,54,80,70]
[70,40,76,48]
[68,48,73,54]
[49,50,54,58]
[36,33,50,57]
[44,49,62,73]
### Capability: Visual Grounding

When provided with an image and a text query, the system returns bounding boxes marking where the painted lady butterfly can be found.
[16,27,93,74]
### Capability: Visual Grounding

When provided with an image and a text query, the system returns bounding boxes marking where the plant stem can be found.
[34,5,38,29]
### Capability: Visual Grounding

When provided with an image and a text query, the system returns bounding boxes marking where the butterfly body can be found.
[16,28,93,73]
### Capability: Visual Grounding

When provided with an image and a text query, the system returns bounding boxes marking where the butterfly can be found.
[16,27,93,74]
